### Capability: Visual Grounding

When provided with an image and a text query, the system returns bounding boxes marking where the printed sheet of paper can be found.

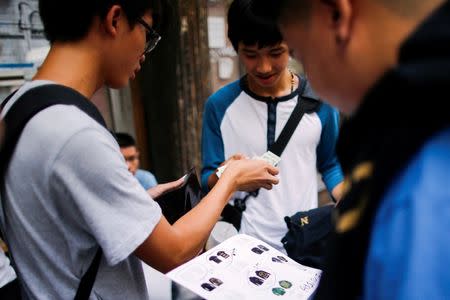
[167,234,321,300]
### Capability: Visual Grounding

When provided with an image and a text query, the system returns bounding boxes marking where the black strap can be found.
[0,90,16,111]
[268,78,308,156]
[0,84,105,300]
[74,248,103,300]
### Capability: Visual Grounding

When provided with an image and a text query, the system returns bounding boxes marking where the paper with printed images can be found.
[167,234,321,300]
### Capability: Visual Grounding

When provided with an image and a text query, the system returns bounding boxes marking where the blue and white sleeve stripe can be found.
[316,103,344,192]
[201,81,241,192]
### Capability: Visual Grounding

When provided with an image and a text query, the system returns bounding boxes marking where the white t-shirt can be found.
[201,78,343,252]
[0,81,162,299]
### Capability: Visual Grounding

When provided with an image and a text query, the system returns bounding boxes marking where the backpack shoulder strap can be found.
[1,84,107,177]
[269,79,321,156]
[0,84,105,300]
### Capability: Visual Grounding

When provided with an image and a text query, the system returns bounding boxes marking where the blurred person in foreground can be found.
[261,0,450,299]
[0,0,279,298]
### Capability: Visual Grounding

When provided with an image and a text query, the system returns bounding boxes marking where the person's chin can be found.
[107,80,129,89]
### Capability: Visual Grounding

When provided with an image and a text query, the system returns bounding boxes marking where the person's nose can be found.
[140,54,146,64]
[256,56,272,74]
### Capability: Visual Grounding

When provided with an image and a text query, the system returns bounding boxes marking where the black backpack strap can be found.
[1,85,106,178]
[0,90,17,112]
[0,84,105,300]
[269,78,320,156]
[74,248,103,300]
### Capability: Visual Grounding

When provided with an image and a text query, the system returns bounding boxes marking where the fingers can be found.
[266,165,279,176]
[233,153,247,160]
[268,175,279,185]
[222,153,247,166]
[260,183,273,190]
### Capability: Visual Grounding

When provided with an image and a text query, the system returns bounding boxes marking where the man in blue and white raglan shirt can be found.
[201,0,344,253]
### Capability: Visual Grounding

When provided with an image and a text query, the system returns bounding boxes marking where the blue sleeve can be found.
[201,81,241,192]
[316,103,344,192]
[135,169,158,190]
[364,129,450,300]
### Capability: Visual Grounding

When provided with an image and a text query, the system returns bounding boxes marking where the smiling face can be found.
[238,42,290,93]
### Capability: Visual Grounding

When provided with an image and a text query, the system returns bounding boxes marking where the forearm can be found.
[171,174,236,261]
[331,182,344,203]
[136,174,236,273]
[135,158,278,273]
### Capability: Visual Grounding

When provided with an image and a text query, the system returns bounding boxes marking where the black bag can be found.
[0,85,105,300]
[154,167,203,224]
[281,205,334,269]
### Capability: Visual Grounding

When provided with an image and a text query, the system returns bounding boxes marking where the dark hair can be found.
[277,0,312,25]
[114,132,136,148]
[39,0,165,43]
[227,0,284,52]
[249,0,312,27]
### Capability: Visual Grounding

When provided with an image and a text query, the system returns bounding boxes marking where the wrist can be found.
[218,170,238,194]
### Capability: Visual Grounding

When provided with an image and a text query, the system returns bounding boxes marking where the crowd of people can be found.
[0,0,448,299]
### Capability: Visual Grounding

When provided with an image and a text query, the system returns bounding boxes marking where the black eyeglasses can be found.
[137,19,161,54]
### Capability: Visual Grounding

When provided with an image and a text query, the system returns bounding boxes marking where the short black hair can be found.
[114,132,136,148]
[39,0,165,43]
[227,0,284,52]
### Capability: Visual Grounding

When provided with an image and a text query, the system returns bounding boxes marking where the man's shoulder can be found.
[136,169,156,179]
[207,79,243,107]
[135,169,157,189]
[386,127,450,206]
[31,104,107,141]
[416,127,450,175]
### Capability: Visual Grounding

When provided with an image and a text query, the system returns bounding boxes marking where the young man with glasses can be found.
[0,0,279,298]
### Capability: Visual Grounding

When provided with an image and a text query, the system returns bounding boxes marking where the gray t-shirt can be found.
[1,81,162,299]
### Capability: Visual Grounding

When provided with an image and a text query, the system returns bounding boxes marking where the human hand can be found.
[215,153,248,178]
[208,153,247,189]
[222,159,279,192]
[220,153,247,167]
[147,176,185,199]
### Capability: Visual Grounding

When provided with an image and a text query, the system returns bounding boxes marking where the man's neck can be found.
[247,69,296,98]
[33,42,104,99]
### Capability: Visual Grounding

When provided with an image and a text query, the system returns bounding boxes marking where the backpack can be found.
[0,84,105,300]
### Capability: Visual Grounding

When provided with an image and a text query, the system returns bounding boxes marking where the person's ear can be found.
[323,0,353,45]
[104,5,123,37]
